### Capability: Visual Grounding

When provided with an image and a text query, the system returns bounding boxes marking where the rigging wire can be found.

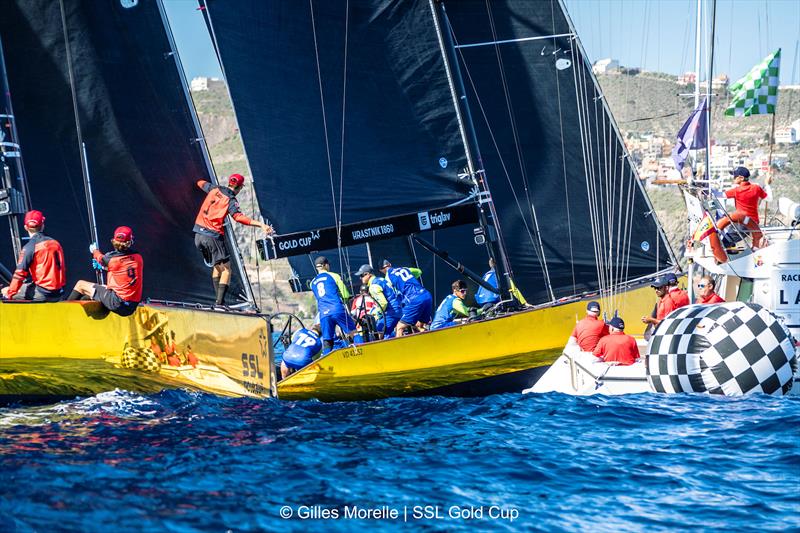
[482,0,554,301]
[550,0,577,295]
[308,0,346,279]
[446,17,552,300]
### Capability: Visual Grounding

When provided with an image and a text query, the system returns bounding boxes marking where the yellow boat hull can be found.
[278,283,657,401]
[0,301,273,402]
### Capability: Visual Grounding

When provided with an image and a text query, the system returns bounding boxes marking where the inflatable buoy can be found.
[646,302,796,396]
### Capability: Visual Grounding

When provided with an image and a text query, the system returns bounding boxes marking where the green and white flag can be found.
[725,49,781,117]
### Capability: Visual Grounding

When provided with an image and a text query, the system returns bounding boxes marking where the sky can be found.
[164,0,800,85]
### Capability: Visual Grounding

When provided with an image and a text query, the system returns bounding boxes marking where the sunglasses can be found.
[457,289,467,294]
[697,283,707,288]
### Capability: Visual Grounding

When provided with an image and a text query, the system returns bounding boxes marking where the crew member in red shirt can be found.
[696,275,725,304]
[67,226,143,316]
[1,210,66,302]
[720,166,772,247]
[641,274,689,328]
[568,301,608,351]
[194,173,273,305]
[593,316,639,366]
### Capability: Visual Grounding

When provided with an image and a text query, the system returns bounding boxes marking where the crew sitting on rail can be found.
[280,324,323,379]
[695,275,725,304]
[593,316,639,366]
[193,173,273,305]
[379,259,433,336]
[1,210,66,302]
[355,264,402,339]
[67,226,143,317]
[568,301,608,352]
[311,256,356,354]
[350,283,382,342]
[474,258,528,311]
[431,280,476,330]
[641,274,689,329]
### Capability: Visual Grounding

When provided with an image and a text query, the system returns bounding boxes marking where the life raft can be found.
[646,302,796,396]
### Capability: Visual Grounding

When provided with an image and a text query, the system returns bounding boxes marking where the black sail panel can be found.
[443,0,673,302]
[202,0,474,298]
[0,0,246,304]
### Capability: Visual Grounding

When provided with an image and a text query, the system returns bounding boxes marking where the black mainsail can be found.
[0,0,251,305]
[201,0,674,304]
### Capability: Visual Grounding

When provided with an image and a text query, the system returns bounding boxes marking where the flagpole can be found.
[764,112,776,222]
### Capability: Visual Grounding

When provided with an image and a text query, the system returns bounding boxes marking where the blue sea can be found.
[0,391,797,532]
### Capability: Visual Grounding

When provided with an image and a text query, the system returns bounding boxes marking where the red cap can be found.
[113,226,134,242]
[228,173,245,187]
[24,210,45,228]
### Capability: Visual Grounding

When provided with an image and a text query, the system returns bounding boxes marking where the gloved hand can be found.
[89,242,98,254]
[91,258,106,271]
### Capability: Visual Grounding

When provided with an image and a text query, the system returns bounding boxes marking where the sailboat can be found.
[0,0,273,403]
[199,0,677,400]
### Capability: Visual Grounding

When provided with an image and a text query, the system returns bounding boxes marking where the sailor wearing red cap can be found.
[1,210,66,302]
[67,226,143,316]
[593,317,639,366]
[194,173,274,305]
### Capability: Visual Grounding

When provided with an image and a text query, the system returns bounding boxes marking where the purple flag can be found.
[672,98,708,171]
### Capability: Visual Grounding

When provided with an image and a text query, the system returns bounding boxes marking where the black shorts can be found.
[10,283,64,302]
[92,285,138,317]
[194,232,230,266]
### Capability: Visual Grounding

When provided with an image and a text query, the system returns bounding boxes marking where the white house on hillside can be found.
[592,58,619,74]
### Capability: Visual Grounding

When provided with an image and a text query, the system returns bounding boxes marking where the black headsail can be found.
[440,0,674,302]
[200,0,481,297]
[202,0,674,305]
[0,0,250,305]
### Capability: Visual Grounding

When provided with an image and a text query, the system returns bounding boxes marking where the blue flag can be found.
[671,98,708,171]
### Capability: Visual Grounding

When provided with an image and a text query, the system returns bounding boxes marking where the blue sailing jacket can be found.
[311,271,350,316]
[282,327,323,368]
[475,269,500,306]
[385,267,424,300]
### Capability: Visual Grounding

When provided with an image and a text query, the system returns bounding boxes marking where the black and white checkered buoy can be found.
[646,302,797,396]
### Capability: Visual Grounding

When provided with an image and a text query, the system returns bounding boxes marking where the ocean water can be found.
[0,391,797,532]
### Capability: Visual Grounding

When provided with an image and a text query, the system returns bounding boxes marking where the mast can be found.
[0,34,28,259]
[703,0,716,191]
[429,0,514,303]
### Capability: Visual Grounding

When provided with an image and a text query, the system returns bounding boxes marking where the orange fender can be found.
[709,212,762,263]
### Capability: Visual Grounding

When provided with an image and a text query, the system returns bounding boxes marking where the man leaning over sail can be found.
[194,173,273,305]
[1,210,66,302]
[311,256,356,354]
[379,259,433,336]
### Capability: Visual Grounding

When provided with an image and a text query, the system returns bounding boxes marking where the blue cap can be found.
[379,259,392,269]
[587,301,600,313]
[651,276,669,288]
[665,273,678,284]
[607,316,625,330]
[730,166,750,179]
[314,256,329,267]
[354,264,373,277]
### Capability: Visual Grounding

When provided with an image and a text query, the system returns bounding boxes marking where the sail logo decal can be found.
[352,224,394,241]
[439,157,448,169]
[418,212,431,230]
[277,235,314,252]
[120,0,138,8]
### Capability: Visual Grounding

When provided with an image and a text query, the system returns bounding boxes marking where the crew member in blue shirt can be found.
[280,324,323,379]
[379,259,433,337]
[431,280,475,330]
[474,258,528,311]
[311,256,356,354]
[354,264,402,339]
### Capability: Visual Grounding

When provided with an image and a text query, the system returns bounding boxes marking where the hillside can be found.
[192,73,798,311]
